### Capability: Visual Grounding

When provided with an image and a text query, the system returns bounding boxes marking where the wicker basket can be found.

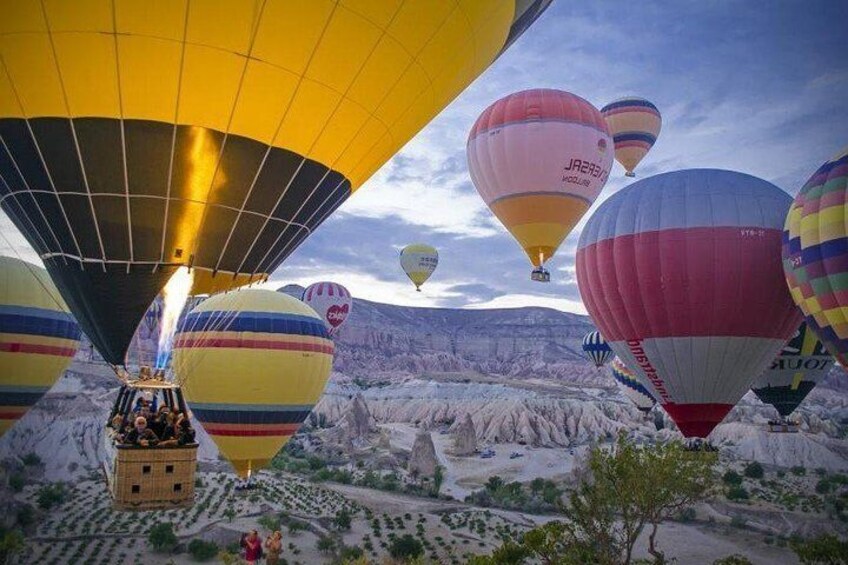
[110,444,198,510]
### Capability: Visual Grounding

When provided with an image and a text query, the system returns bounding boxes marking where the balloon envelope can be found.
[610,357,656,413]
[783,147,848,366]
[400,244,438,290]
[0,256,80,437]
[752,323,832,418]
[467,89,613,268]
[577,169,801,438]
[582,330,613,367]
[600,97,661,177]
[173,289,333,478]
[0,0,548,365]
[301,282,352,335]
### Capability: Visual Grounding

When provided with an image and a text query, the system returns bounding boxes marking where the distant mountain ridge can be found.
[332,297,597,380]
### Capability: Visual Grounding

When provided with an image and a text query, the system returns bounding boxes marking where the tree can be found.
[36,483,68,510]
[473,434,716,565]
[431,465,445,497]
[790,534,848,564]
[21,453,41,466]
[16,505,35,529]
[0,530,24,565]
[334,508,352,531]
[148,522,178,553]
[388,534,424,561]
[485,475,504,493]
[743,462,764,479]
[187,539,218,562]
[722,471,742,486]
[316,536,337,554]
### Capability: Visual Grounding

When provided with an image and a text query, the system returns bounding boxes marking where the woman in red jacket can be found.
[241,530,263,564]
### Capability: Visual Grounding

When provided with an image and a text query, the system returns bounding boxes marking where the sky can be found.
[2,1,847,315]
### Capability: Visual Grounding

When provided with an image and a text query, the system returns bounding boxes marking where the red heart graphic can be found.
[326,304,349,328]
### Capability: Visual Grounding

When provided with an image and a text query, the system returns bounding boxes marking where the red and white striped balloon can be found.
[577,169,801,438]
[300,282,352,336]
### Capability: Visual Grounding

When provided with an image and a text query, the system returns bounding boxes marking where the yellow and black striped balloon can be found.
[0,0,550,364]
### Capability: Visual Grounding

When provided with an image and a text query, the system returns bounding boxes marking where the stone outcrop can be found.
[408,431,438,477]
[342,393,376,441]
[452,413,477,456]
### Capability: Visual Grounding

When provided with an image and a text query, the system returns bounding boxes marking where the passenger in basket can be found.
[123,416,159,447]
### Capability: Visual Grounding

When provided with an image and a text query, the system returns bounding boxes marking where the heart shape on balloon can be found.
[326,304,349,328]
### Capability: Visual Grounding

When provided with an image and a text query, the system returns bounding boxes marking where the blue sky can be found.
[2,1,846,314]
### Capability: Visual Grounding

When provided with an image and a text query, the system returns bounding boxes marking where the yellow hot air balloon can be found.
[400,244,438,291]
[467,89,614,281]
[172,289,333,478]
[600,97,662,177]
[0,0,550,367]
[0,256,81,437]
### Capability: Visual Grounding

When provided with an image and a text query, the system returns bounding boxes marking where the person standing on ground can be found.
[242,530,262,564]
[265,530,282,564]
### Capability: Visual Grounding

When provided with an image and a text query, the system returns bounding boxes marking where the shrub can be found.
[791,466,806,476]
[730,516,748,529]
[16,505,35,529]
[743,462,764,479]
[389,534,424,560]
[36,483,68,510]
[815,479,833,495]
[188,539,218,561]
[677,507,697,522]
[21,453,41,466]
[727,486,749,501]
[723,471,743,486]
[8,474,25,493]
[316,536,337,554]
[335,508,352,531]
[713,555,753,565]
[790,534,848,564]
[148,522,178,553]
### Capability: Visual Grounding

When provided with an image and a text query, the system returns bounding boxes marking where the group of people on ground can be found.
[240,529,283,564]
[108,397,196,447]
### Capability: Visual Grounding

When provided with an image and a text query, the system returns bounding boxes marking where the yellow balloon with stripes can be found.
[0,256,80,437]
[172,289,332,478]
[400,244,438,291]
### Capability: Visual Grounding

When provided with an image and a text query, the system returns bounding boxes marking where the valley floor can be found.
[12,469,801,565]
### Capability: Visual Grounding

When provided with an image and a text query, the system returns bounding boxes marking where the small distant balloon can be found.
[301,282,352,336]
[400,244,439,291]
[600,97,661,177]
[582,331,613,367]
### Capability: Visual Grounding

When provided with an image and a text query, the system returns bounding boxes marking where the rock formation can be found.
[408,431,438,477]
[452,413,477,456]
[342,393,376,441]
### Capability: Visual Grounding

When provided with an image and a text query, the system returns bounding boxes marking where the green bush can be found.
[743,462,764,479]
[677,507,697,522]
[36,483,68,510]
[188,539,218,561]
[790,534,848,564]
[21,453,41,466]
[8,474,25,493]
[148,522,178,553]
[730,516,748,529]
[723,471,743,486]
[727,486,749,501]
[815,479,833,495]
[713,555,753,565]
[16,505,35,529]
[791,466,807,476]
[334,508,352,531]
[389,534,424,560]
[316,536,337,554]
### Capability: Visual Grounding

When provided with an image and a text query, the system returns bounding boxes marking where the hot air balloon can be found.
[783,147,848,367]
[0,0,549,368]
[173,289,333,478]
[301,282,352,336]
[600,97,661,177]
[0,256,80,437]
[610,357,656,414]
[751,323,832,428]
[577,169,801,439]
[467,89,613,282]
[582,331,613,367]
[400,244,438,291]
